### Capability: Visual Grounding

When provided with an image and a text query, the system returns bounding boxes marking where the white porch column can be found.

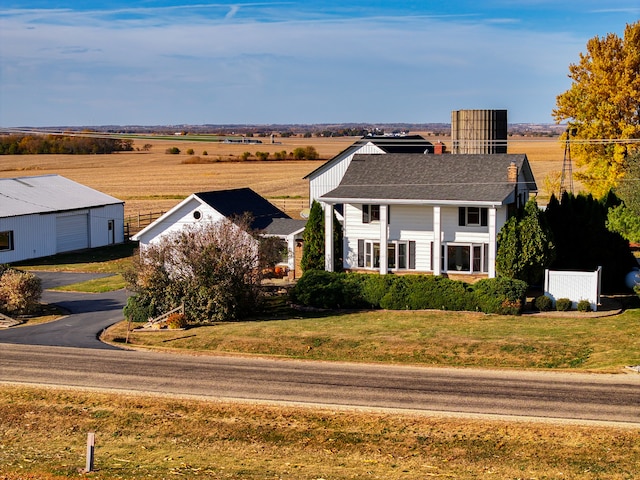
[488,207,497,278]
[379,205,388,274]
[324,204,334,272]
[287,235,295,271]
[433,206,441,275]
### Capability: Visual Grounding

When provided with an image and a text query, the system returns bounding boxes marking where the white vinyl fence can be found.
[544,266,602,311]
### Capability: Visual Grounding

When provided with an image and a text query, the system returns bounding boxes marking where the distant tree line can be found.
[0,134,134,155]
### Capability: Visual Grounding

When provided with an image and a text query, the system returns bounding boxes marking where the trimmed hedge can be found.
[577,299,592,312]
[555,297,572,311]
[291,271,527,315]
[534,295,553,312]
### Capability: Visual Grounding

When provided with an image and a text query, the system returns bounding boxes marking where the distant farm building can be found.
[0,175,125,263]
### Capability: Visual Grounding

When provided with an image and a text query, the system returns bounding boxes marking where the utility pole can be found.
[560,127,576,195]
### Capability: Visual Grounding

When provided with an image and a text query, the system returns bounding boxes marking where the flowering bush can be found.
[166,312,188,329]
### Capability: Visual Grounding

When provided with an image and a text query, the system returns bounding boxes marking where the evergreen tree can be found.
[544,192,637,292]
[496,198,555,285]
[301,201,325,271]
[300,201,343,272]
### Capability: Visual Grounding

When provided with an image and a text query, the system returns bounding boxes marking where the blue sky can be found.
[0,1,638,127]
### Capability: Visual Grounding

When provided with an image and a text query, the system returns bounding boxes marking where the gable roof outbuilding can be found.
[0,174,123,218]
[132,187,306,242]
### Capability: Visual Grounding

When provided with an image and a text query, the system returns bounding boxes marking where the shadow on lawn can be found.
[11,242,137,268]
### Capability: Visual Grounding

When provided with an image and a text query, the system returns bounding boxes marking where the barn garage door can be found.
[56,213,89,253]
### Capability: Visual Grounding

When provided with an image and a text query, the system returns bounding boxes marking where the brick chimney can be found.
[508,161,518,183]
[434,142,445,155]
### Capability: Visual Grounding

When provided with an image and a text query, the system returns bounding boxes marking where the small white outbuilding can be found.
[0,174,125,263]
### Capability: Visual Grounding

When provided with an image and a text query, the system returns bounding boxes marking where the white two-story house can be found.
[318,153,537,279]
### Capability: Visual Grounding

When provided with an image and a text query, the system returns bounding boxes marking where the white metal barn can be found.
[0,174,125,263]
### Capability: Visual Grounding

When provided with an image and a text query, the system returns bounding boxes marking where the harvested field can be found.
[0,134,572,218]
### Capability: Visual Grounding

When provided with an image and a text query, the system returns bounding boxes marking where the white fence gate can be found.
[544,266,601,311]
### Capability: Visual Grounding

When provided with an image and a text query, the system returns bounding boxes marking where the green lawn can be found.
[12,243,640,372]
[12,242,136,274]
[104,306,640,372]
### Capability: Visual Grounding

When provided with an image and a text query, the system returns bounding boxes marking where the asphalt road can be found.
[1,272,639,426]
[1,343,639,426]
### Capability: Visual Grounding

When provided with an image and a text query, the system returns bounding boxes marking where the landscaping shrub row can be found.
[534,295,593,312]
[292,270,528,315]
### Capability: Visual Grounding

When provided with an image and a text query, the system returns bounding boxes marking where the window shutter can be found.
[409,241,416,269]
[357,239,365,267]
[429,241,433,271]
[481,208,488,227]
[458,207,466,226]
[363,205,370,223]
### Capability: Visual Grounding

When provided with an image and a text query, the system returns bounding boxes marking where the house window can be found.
[458,207,488,226]
[444,243,489,273]
[360,242,381,268]
[398,243,406,269]
[447,245,471,272]
[357,240,416,270]
[0,231,14,251]
[363,204,381,223]
[388,243,396,269]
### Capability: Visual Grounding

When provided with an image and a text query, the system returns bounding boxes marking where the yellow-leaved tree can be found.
[553,21,640,197]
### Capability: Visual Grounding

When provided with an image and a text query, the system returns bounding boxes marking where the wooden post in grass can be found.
[86,432,95,472]
[125,316,132,344]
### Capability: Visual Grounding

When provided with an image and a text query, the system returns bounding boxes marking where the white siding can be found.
[343,203,436,272]
[341,202,508,275]
[389,204,435,271]
[0,203,124,263]
[88,204,125,247]
[0,213,57,263]
[309,142,385,203]
[136,198,224,248]
[441,206,491,244]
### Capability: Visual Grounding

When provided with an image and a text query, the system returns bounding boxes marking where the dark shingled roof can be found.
[366,135,434,154]
[304,135,434,179]
[320,153,537,204]
[194,188,291,231]
[262,218,307,236]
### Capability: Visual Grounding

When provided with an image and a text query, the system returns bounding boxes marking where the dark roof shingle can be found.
[320,153,537,204]
[195,188,290,231]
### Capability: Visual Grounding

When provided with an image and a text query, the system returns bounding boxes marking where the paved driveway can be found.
[0,272,129,350]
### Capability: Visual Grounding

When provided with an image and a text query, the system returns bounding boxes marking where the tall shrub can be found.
[472,277,527,315]
[544,192,637,292]
[124,216,268,322]
[300,201,343,273]
[0,269,42,315]
[496,198,555,286]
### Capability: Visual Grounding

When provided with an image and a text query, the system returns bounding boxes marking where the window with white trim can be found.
[0,231,14,251]
[362,205,390,224]
[357,240,415,270]
[443,243,489,273]
[458,207,488,226]
[362,204,380,223]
